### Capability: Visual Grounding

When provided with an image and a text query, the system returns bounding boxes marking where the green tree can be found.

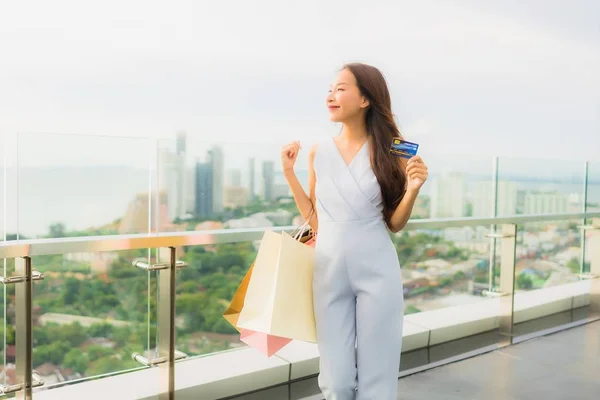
[517,273,533,290]
[86,345,114,362]
[567,257,580,274]
[454,271,466,280]
[439,277,453,287]
[57,322,88,347]
[88,323,114,338]
[34,341,70,366]
[87,356,124,376]
[62,277,81,305]
[177,280,201,294]
[63,348,89,374]
[48,223,67,238]
[6,324,15,346]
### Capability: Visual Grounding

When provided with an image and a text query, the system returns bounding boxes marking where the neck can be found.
[341,114,368,143]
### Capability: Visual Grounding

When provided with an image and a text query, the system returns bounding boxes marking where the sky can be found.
[1,0,600,170]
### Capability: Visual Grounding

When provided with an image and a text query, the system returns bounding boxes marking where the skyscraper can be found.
[159,149,186,222]
[262,161,275,202]
[195,161,213,218]
[248,157,256,200]
[209,146,224,213]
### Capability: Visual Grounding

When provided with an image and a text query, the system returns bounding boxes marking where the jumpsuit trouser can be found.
[313,215,404,400]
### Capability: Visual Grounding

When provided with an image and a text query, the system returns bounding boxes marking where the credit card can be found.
[390,138,419,159]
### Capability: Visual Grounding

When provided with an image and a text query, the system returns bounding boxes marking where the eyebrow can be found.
[330,82,348,88]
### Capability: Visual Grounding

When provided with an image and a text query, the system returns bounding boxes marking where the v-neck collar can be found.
[331,137,368,169]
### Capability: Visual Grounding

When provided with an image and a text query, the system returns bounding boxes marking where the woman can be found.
[281,63,428,399]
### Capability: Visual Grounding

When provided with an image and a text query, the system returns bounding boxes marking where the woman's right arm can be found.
[281,142,318,232]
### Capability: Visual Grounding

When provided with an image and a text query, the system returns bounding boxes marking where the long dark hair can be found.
[344,63,407,227]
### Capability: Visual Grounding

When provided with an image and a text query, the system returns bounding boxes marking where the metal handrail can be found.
[0,212,598,258]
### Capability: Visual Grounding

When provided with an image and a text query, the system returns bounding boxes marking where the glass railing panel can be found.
[496,157,586,216]
[30,250,154,386]
[175,242,254,356]
[16,133,152,239]
[1,133,5,243]
[586,162,600,213]
[396,224,495,315]
[512,218,588,336]
[1,136,4,382]
[584,162,600,273]
[515,219,584,290]
[3,134,17,240]
[418,154,494,219]
[156,137,306,233]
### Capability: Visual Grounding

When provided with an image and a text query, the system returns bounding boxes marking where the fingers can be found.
[407,158,428,182]
[281,141,301,158]
[406,162,427,175]
[407,155,422,165]
[410,173,428,181]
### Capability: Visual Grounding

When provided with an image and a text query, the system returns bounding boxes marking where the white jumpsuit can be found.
[312,138,404,400]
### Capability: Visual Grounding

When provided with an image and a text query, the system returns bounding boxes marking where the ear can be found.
[360,96,370,109]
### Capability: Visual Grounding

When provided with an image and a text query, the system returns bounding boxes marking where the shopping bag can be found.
[222,262,255,331]
[238,328,292,357]
[223,262,293,357]
[236,230,317,343]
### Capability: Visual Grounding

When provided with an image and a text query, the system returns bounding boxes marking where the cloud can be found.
[0,0,599,163]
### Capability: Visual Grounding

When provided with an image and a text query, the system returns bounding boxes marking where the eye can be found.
[337,88,345,91]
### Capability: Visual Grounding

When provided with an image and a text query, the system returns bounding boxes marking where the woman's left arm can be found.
[388,155,429,233]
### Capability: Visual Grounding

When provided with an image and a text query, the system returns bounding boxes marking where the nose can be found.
[326,91,334,102]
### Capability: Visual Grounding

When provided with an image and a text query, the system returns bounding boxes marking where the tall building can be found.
[524,191,568,215]
[262,161,275,202]
[159,149,186,222]
[430,173,466,218]
[472,180,518,217]
[195,162,213,218]
[209,147,224,213]
[248,157,256,201]
[184,166,196,215]
[158,132,197,221]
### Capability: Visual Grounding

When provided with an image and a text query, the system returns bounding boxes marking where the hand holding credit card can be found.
[389,138,419,159]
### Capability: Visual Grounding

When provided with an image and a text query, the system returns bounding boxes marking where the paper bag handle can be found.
[291,202,315,241]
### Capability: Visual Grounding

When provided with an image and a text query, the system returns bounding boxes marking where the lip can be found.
[328,105,340,110]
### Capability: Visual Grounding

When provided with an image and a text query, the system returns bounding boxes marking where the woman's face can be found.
[326,68,369,123]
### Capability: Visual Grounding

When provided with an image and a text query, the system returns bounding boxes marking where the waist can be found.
[317,215,387,231]
[315,215,394,250]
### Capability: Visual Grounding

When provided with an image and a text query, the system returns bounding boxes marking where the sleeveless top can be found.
[313,138,384,224]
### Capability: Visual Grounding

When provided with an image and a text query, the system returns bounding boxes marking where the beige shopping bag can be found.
[236,230,317,343]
